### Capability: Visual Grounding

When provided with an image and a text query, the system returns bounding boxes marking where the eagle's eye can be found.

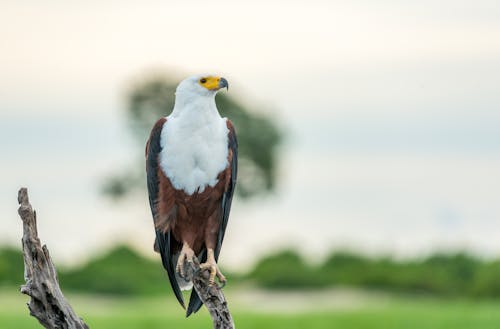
[200,78,207,84]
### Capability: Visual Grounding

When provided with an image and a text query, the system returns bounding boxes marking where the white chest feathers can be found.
[159,114,229,195]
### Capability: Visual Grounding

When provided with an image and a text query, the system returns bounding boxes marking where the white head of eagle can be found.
[159,75,230,195]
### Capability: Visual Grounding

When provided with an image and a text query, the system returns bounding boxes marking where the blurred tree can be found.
[0,247,24,286]
[102,73,282,200]
[248,250,323,289]
[472,260,500,297]
[59,245,165,295]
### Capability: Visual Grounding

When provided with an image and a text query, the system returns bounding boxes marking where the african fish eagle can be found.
[145,75,237,317]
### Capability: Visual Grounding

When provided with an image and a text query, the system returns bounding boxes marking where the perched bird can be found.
[145,75,237,317]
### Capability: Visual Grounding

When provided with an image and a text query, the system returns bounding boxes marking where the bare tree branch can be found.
[184,260,235,329]
[18,187,89,329]
[17,187,235,329]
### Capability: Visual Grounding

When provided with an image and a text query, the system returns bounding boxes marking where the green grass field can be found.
[1,288,499,329]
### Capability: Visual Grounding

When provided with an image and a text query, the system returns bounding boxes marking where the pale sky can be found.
[1,1,500,270]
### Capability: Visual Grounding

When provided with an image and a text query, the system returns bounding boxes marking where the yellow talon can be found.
[176,243,195,278]
[200,248,226,286]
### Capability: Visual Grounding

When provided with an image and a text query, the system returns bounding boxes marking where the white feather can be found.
[159,75,229,195]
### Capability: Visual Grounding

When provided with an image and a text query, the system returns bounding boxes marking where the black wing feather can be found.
[146,118,185,309]
[216,122,238,260]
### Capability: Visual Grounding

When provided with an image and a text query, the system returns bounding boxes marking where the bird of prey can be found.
[145,75,237,316]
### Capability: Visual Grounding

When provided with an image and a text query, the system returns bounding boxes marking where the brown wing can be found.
[216,119,238,260]
[145,117,185,309]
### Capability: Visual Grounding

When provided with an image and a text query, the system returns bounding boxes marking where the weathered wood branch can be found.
[17,187,234,329]
[184,260,234,329]
[18,187,89,329]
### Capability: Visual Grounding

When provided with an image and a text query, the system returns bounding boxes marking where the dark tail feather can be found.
[186,249,207,317]
[186,290,203,317]
[156,230,185,309]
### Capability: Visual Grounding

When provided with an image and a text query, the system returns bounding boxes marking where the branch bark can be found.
[184,260,235,329]
[18,187,89,329]
[17,187,234,329]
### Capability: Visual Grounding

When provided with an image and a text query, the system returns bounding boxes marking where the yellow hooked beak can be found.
[199,76,229,91]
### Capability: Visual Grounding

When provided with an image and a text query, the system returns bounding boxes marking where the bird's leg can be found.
[176,242,195,279]
[200,248,226,285]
